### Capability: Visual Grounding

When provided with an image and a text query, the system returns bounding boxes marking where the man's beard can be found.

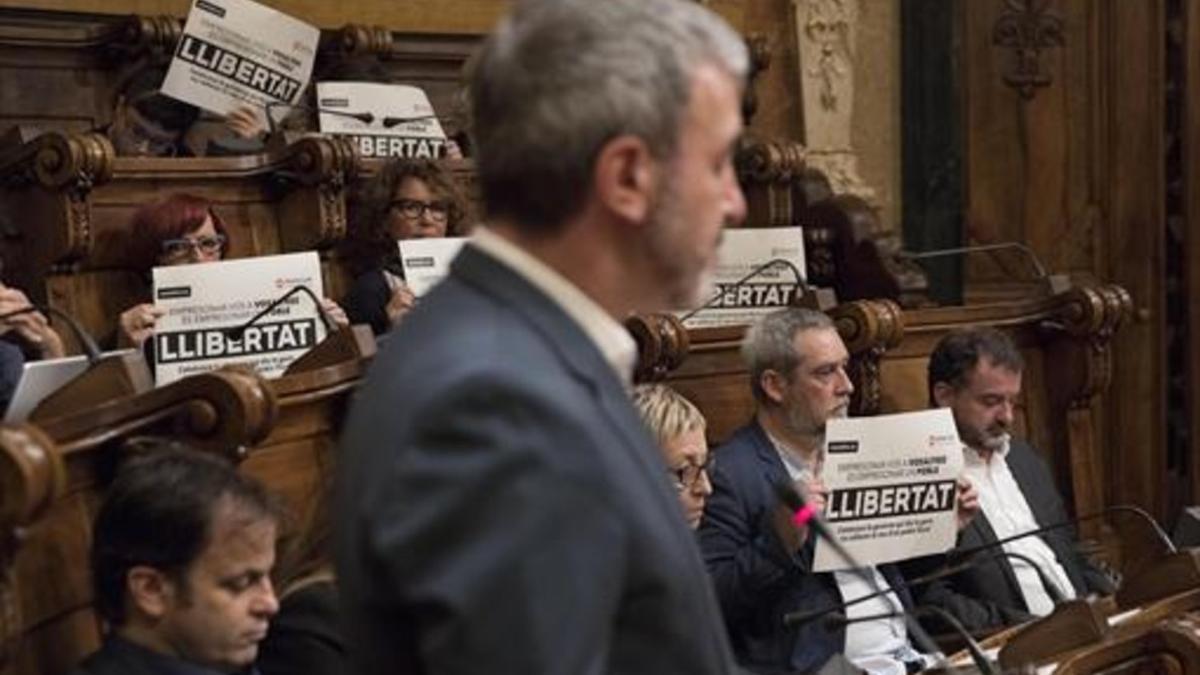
[961,423,1010,452]
[644,177,719,310]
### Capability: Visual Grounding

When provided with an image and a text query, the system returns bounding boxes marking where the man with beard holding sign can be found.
[700,308,979,674]
[335,0,749,672]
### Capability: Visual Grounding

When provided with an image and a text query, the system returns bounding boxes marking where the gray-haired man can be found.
[336,0,749,672]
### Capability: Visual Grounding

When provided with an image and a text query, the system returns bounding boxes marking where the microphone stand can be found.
[678,257,833,324]
[222,284,374,376]
[772,481,960,673]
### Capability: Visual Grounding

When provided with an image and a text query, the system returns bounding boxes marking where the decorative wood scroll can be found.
[0,424,62,668]
[737,137,807,230]
[626,313,690,384]
[828,298,904,416]
[272,135,360,252]
[116,14,183,60]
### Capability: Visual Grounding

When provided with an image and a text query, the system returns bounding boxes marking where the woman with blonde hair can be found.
[631,383,714,529]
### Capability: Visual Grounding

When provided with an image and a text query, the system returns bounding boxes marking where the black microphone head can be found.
[224,326,246,341]
[355,112,374,125]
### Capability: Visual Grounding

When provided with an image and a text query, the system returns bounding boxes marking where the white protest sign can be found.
[161,0,318,124]
[813,409,964,572]
[152,252,327,385]
[316,82,449,159]
[398,237,467,296]
[682,227,806,329]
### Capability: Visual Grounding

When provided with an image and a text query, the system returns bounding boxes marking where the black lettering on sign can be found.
[156,318,317,364]
[708,282,798,309]
[157,286,193,300]
[175,34,302,101]
[824,480,957,523]
[195,0,226,18]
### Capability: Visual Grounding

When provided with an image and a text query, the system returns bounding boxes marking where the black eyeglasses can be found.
[390,198,450,223]
[667,456,715,491]
[160,233,226,260]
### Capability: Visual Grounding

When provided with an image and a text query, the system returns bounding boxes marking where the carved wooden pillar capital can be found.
[120,14,184,57]
[1050,283,1133,406]
[331,23,394,58]
[0,424,63,667]
[626,314,690,384]
[737,138,807,230]
[274,135,360,251]
[828,299,904,415]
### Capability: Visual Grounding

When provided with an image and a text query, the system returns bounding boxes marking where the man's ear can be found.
[760,369,789,406]
[592,134,658,226]
[932,381,956,409]
[126,565,176,620]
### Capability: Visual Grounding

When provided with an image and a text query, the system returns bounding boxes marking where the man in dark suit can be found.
[334,0,749,673]
[903,327,1114,632]
[700,308,975,674]
[72,444,279,675]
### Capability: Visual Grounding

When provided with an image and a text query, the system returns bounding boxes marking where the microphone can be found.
[771,480,950,670]
[225,285,337,341]
[679,257,829,323]
[0,303,101,363]
[782,503,1168,628]
[263,101,375,135]
[782,550,1060,629]
[897,242,1070,294]
[380,114,440,129]
[825,606,998,675]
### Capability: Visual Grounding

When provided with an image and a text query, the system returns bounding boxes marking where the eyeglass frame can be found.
[159,233,227,260]
[389,198,451,223]
[667,455,715,491]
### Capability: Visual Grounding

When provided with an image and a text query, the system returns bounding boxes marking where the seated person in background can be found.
[901,327,1114,633]
[0,280,65,413]
[256,481,344,675]
[106,61,263,157]
[632,383,714,530]
[71,441,280,675]
[341,158,465,334]
[700,308,977,674]
[117,193,347,350]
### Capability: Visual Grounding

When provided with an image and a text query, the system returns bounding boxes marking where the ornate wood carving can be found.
[793,0,876,203]
[1049,283,1134,406]
[275,135,360,252]
[118,14,184,60]
[992,0,1066,100]
[626,314,690,384]
[828,299,904,415]
[0,424,63,668]
[742,34,772,122]
[736,137,807,230]
[0,131,114,293]
[328,23,394,58]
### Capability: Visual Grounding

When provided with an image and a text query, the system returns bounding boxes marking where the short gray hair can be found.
[469,0,749,234]
[631,383,706,446]
[741,308,836,403]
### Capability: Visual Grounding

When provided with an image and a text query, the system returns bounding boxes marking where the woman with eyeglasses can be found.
[341,158,466,335]
[631,384,714,530]
[117,193,347,350]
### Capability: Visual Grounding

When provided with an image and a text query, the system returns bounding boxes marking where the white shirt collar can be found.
[470,227,638,385]
[962,434,1012,466]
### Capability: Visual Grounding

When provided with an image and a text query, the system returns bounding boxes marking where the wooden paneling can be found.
[957,0,1167,520]
[1184,0,1200,516]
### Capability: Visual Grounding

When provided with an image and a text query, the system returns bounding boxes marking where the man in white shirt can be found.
[903,327,1114,633]
[700,308,978,674]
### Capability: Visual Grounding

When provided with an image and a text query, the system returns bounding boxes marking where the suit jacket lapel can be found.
[966,513,1028,610]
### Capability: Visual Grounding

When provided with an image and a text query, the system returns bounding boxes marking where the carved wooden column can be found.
[792,0,875,203]
[1044,283,1133,542]
[0,131,114,305]
[0,425,63,668]
[273,135,360,253]
[828,298,904,416]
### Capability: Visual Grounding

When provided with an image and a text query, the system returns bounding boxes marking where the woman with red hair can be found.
[117,194,346,348]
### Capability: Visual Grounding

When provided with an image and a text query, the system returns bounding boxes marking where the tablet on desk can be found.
[4,350,136,423]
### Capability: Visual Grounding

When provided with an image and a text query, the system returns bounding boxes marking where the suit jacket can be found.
[900,439,1114,633]
[256,579,344,675]
[699,420,916,675]
[334,244,738,675]
[69,636,255,675]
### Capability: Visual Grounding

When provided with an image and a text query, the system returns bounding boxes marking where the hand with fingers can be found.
[385,283,417,327]
[118,303,164,349]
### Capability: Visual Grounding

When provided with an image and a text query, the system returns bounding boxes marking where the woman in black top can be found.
[341,158,466,335]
